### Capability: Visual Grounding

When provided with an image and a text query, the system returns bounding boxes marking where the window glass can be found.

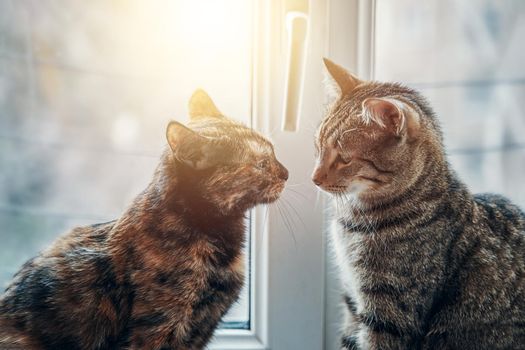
[0,0,253,328]
[375,0,525,207]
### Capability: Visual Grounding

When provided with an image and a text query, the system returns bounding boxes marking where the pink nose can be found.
[312,170,326,186]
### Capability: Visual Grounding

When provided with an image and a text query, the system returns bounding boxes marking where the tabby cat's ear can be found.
[323,58,362,96]
[362,98,420,138]
[188,89,223,120]
[166,121,217,169]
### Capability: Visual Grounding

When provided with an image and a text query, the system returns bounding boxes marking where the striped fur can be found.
[316,59,525,349]
[0,90,288,350]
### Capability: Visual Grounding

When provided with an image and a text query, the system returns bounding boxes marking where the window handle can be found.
[282,11,308,132]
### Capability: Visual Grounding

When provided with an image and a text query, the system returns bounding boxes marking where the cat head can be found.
[313,58,442,204]
[166,89,288,214]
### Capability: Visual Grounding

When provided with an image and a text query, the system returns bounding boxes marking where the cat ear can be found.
[362,98,420,138]
[188,89,223,120]
[166,121,217,169]
[323,58,362,96]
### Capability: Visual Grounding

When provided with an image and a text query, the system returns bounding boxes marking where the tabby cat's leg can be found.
[340,295,360,350]
[358,311,420,350]
[367,330,416,350]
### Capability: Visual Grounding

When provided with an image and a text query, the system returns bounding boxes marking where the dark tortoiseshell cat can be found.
[314,59,525,350]
[0,90,288,350]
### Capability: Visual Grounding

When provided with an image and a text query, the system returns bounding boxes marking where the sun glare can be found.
[102,0,253,124]
[109,0,252,80]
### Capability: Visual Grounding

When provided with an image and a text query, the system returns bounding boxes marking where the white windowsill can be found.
[209,330,267,350]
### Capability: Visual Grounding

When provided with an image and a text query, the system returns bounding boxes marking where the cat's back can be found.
[425,193,525,349]
[0,220,116,305]
[0,220,131,350]
[474,193,525,234]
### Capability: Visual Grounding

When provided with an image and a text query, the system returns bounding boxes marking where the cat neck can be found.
[110,150,246,253]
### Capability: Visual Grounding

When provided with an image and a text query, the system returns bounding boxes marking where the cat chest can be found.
[332,221,420,319]
[128,252,245,343]
[178,256,245,339]
[332,224,368,314]
[197,254,245,308]
[186,252,245,305]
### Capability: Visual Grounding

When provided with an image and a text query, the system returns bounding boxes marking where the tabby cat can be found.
[0,90,288,350]
[314,58,525,350]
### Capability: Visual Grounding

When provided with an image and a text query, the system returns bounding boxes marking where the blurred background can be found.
[0,0,253,328]
[375,0,525,210]
[0,0,524,343]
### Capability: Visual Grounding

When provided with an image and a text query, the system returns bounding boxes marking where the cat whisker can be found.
[281,197,308,233]
[280,202,299,248]
[274,201,297,248]
[284,188,309,201]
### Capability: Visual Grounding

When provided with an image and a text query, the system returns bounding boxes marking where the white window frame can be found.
[210,0,375,349]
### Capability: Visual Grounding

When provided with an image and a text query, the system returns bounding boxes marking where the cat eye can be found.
[256,159,270,170]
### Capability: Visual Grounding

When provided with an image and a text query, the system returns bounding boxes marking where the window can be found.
[0,0,252,335]
[375,0,525,208]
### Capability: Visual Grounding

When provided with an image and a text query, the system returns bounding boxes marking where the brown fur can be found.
[0,90,288,350]
[316,59,525,349]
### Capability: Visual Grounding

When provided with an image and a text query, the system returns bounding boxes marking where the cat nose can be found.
[312,169,326,186]
[277,162,289,181]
